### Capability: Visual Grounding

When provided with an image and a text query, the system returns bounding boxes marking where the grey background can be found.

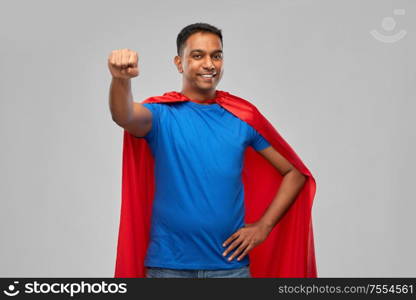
[0,0,414,277]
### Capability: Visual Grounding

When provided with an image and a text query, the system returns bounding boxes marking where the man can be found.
[109,23,317,278]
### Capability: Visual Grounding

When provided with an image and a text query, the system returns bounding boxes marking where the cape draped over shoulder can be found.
[114,90,317,278]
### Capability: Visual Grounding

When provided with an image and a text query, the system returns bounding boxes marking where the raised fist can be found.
[108,48,139,79]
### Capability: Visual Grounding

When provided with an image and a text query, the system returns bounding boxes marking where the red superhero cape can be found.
[114,90,317,278]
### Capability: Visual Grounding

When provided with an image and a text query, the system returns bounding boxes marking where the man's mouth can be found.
[198,73,217,80]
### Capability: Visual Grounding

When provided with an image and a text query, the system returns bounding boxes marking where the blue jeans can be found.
[146,265,251,278]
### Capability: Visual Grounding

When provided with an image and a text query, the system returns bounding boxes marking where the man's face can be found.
[175,32,224,92]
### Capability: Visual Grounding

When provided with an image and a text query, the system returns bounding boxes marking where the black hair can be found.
[176,23,223,56]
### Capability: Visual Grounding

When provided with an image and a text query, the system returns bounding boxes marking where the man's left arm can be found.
[222,145,306,262]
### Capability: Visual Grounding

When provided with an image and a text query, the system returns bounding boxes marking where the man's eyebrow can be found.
[189,49,223,54]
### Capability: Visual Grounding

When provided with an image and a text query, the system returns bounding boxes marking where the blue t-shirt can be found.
[141,100,271,270]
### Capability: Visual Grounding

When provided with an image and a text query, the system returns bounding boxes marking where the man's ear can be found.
[174,55,183,73]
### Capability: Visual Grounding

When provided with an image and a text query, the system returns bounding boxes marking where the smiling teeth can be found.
[201,74,215,78]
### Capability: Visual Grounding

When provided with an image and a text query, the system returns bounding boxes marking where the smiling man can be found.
[174,29,224,101]
[109,23,317,278]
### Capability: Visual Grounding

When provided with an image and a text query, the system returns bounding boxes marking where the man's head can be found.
[174,23,224,94]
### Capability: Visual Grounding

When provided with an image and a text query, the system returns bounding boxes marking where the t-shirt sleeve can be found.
[248,126,271,151]
[141,103,161,141]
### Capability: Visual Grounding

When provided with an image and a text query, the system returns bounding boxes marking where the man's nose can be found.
[202,57,215,70]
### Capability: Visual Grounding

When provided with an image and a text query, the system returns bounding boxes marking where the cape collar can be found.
[158,90,228,105]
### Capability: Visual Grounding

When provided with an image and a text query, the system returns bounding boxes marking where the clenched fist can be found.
[108,48,139,79]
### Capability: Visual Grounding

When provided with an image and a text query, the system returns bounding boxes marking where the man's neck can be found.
[180,88,217,104]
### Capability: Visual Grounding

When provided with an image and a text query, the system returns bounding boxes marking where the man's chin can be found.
[195,83,217,92]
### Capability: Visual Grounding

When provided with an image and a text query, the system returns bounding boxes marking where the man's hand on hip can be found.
[222,221,272,262]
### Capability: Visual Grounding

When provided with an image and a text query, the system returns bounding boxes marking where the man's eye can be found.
[193,55,202,59]
[214,55,222,59]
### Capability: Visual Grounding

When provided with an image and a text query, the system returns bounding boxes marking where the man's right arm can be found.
[108,49,152,137]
